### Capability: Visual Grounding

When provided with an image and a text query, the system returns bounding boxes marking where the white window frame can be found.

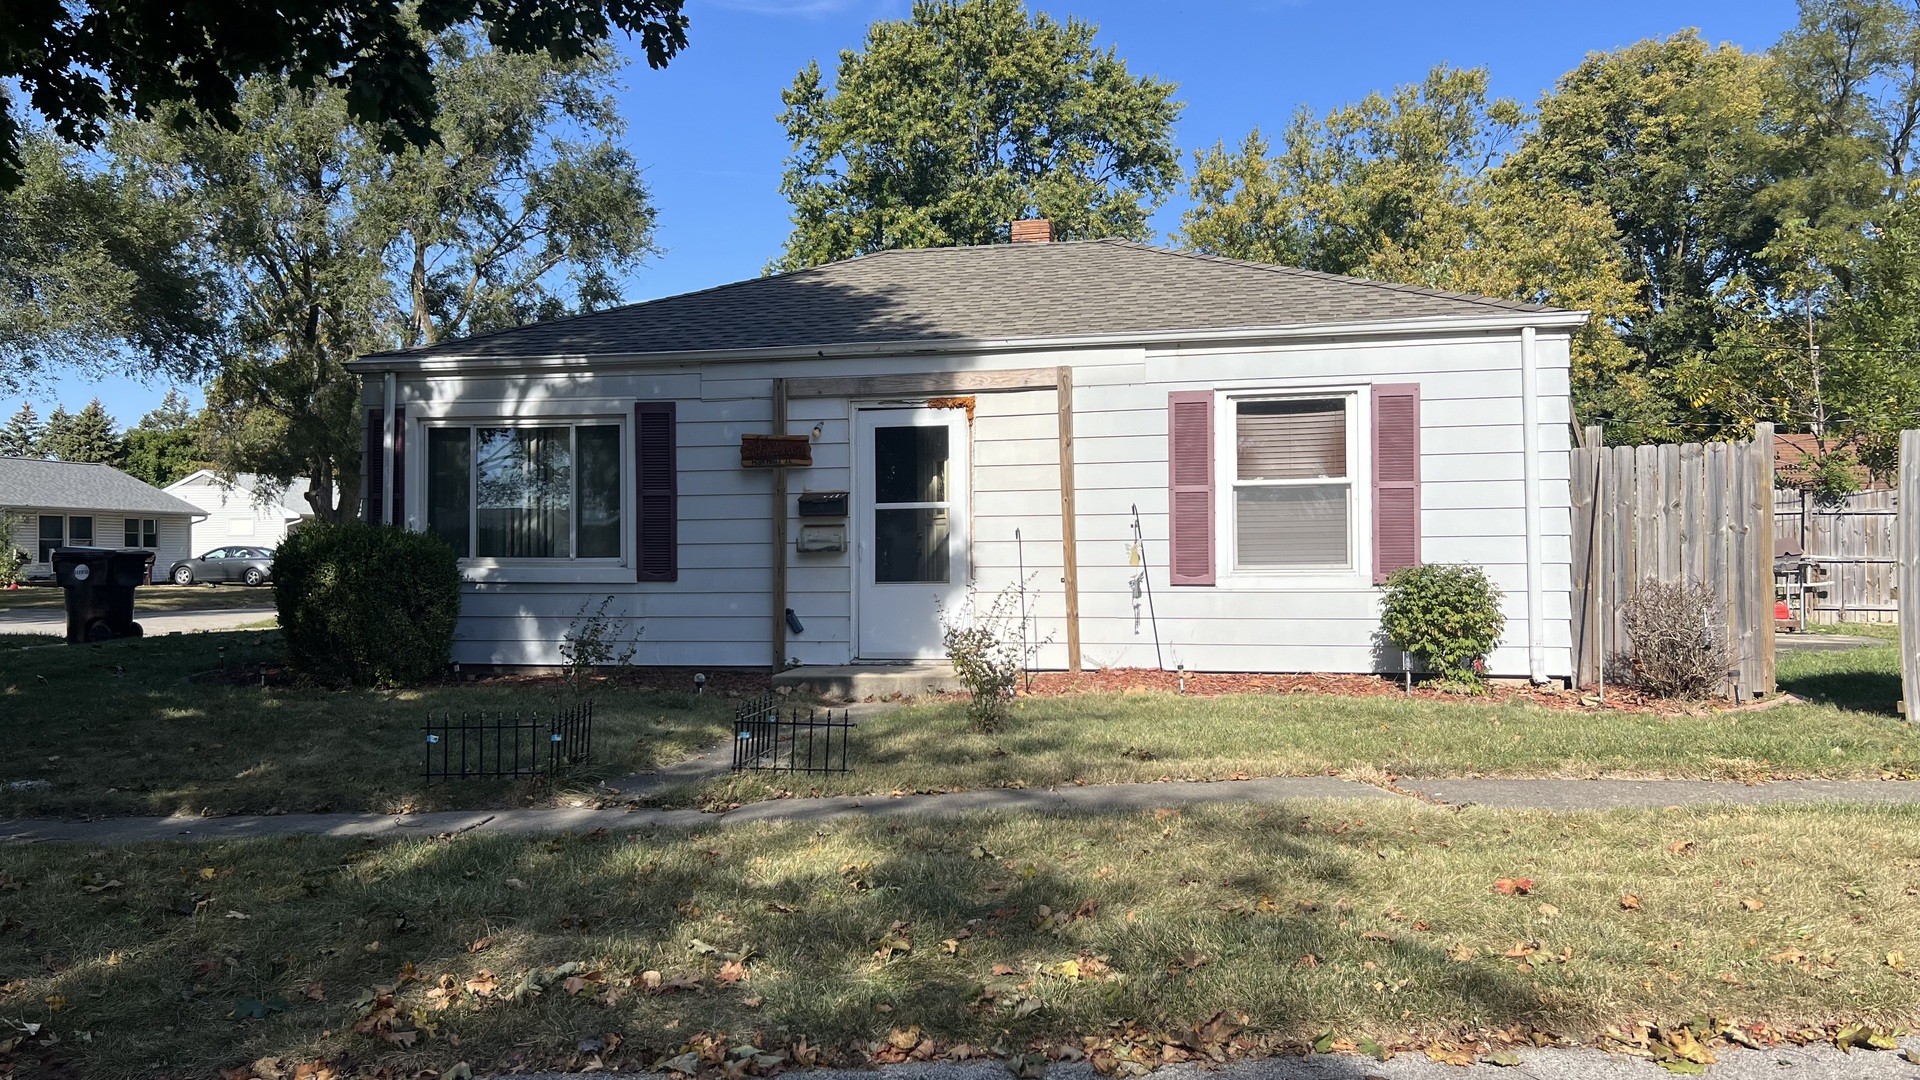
[1211,384,1372,588]
[418,414,633,583]
[125,518,159,548]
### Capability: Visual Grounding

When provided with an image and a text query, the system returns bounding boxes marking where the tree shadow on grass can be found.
[5,805,1564,1078]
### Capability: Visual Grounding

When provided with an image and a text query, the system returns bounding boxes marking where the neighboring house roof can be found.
[165,470,314,520]
[353,238,1577,365]
[0,457,205,516]
[1773,433,1886,491]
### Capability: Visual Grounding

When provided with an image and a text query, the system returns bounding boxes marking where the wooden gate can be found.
[1571,424,1776,699]
[1773,488,1898,624]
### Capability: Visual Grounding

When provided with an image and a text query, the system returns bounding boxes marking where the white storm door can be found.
[855,407,970,660]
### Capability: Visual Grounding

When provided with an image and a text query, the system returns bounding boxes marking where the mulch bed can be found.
[1020,668,1698,714]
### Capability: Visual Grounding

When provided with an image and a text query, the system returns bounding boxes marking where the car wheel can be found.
[243,568,265,587]
[172,566,194,586]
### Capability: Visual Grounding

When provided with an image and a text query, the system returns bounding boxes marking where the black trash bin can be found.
[51,547,156,644]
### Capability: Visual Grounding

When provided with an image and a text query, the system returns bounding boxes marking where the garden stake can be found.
[1016,527,1031,692]
[1131,504,1164,670]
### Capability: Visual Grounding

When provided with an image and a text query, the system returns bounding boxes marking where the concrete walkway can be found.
[502,1040,1920,1080]
[7,774,1920,846]
[0,605,274,636]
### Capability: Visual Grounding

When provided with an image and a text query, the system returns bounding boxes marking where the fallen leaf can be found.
[1620,894,1642,911]
[742,995,763,1008]
[1739,898,1766,912]
[1887,950,1908,972]
[467,936,492,953]
[1483,1049,1522,1067]
[1447,945,1477,962]
[717,959,749,984]
[1493,878,1535,896]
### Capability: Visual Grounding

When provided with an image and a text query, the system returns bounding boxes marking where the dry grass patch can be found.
[3,803,1918,1077]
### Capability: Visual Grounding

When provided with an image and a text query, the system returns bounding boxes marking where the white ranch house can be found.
[1,457,202,584]
[345,232,1583,681]
[164,470,313,554]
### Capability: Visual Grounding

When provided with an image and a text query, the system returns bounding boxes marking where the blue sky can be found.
[5,0,1798,429]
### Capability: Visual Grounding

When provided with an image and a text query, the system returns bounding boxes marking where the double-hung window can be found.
[125,519,159,548]
[1230,396,1353,570]
[426,422,623,561]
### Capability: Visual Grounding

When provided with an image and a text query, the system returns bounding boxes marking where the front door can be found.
[855,407,970,660]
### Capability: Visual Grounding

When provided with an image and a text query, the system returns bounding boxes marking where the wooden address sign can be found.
[741,434,812,467]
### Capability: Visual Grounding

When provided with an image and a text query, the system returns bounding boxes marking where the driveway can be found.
[0,605,274,637]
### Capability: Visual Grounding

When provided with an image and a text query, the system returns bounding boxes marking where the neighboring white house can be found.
[1,457,203,583]
[164,471,312,555]
[344,230,1583,680]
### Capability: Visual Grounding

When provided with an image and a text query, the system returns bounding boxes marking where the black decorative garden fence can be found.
[424,703,593,782]
[731,694,852,774]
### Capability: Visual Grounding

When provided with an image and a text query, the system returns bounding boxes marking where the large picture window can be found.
[1231,397,1352,570]
[426,423,623,560]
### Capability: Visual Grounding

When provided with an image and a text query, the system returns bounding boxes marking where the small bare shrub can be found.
[940,579,1048,733]
[557,595,641,704]
[1620,579,1734,699]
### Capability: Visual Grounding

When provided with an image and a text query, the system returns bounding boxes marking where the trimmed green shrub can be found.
[274,521,462,687]
[1378,563,1506,688]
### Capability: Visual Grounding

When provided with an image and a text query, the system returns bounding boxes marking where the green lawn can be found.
[0,630,741,818]
[0,584,276,613]
[681,637,1917,807]
[3,803,1916,1078]
[5,629,1913,818]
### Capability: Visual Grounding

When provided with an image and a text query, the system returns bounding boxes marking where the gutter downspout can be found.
[1520,327,1547,684]
[382,372,397,525]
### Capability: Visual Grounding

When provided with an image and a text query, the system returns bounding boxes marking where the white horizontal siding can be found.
[400,329,1576,678]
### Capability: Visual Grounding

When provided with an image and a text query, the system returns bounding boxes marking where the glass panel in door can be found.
[872,424,951,583]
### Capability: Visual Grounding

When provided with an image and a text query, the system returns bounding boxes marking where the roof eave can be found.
[345,309,1591,374]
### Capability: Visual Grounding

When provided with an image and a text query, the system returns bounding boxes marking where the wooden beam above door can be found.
[785,367,1059,399]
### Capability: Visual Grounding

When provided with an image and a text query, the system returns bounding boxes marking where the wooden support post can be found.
[772,379,789,671]
[1754,422,1776,695]
[1057,366,1081,672]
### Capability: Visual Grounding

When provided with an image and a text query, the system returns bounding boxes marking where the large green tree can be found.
[773,0,1182,270]
[1179,67,1649,435]
[0,402,42,457]
[40,398,122,464]
[0,133,226,393]
[119,389,209,487]
[121,30,660,520]
[0,0,688,189]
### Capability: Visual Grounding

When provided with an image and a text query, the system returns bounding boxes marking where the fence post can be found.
[1900,431,1920,721]
[1753,423,1776,697]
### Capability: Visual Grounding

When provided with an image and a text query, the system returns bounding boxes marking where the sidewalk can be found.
[6,774,1919,846]
[500,1040,1920,1080]
[0,605,274,636]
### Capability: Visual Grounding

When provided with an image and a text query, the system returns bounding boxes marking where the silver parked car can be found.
[168,546,276,586]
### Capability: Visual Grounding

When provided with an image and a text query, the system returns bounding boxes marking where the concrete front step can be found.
[771,662,958,699]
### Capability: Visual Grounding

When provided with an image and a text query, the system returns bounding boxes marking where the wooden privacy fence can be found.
[1773,487,1898,624]
[1897,431,1920,720]
[1571,424,1776,700]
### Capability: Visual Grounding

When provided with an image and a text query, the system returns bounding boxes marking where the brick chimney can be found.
[1010,218,1053,243]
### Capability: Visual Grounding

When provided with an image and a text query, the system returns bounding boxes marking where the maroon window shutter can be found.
[390,406,406,528]
[635,402,678,582]
[363,408,384,525]
[1167,390,1215,586]
[1372,383,1422,584]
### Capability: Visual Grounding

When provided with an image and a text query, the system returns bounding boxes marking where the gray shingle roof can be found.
[358,238,1568,363]
[0,458,205,516]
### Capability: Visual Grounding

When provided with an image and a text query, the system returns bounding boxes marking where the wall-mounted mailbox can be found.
[797,491,848,517]
[797,524,847,553]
